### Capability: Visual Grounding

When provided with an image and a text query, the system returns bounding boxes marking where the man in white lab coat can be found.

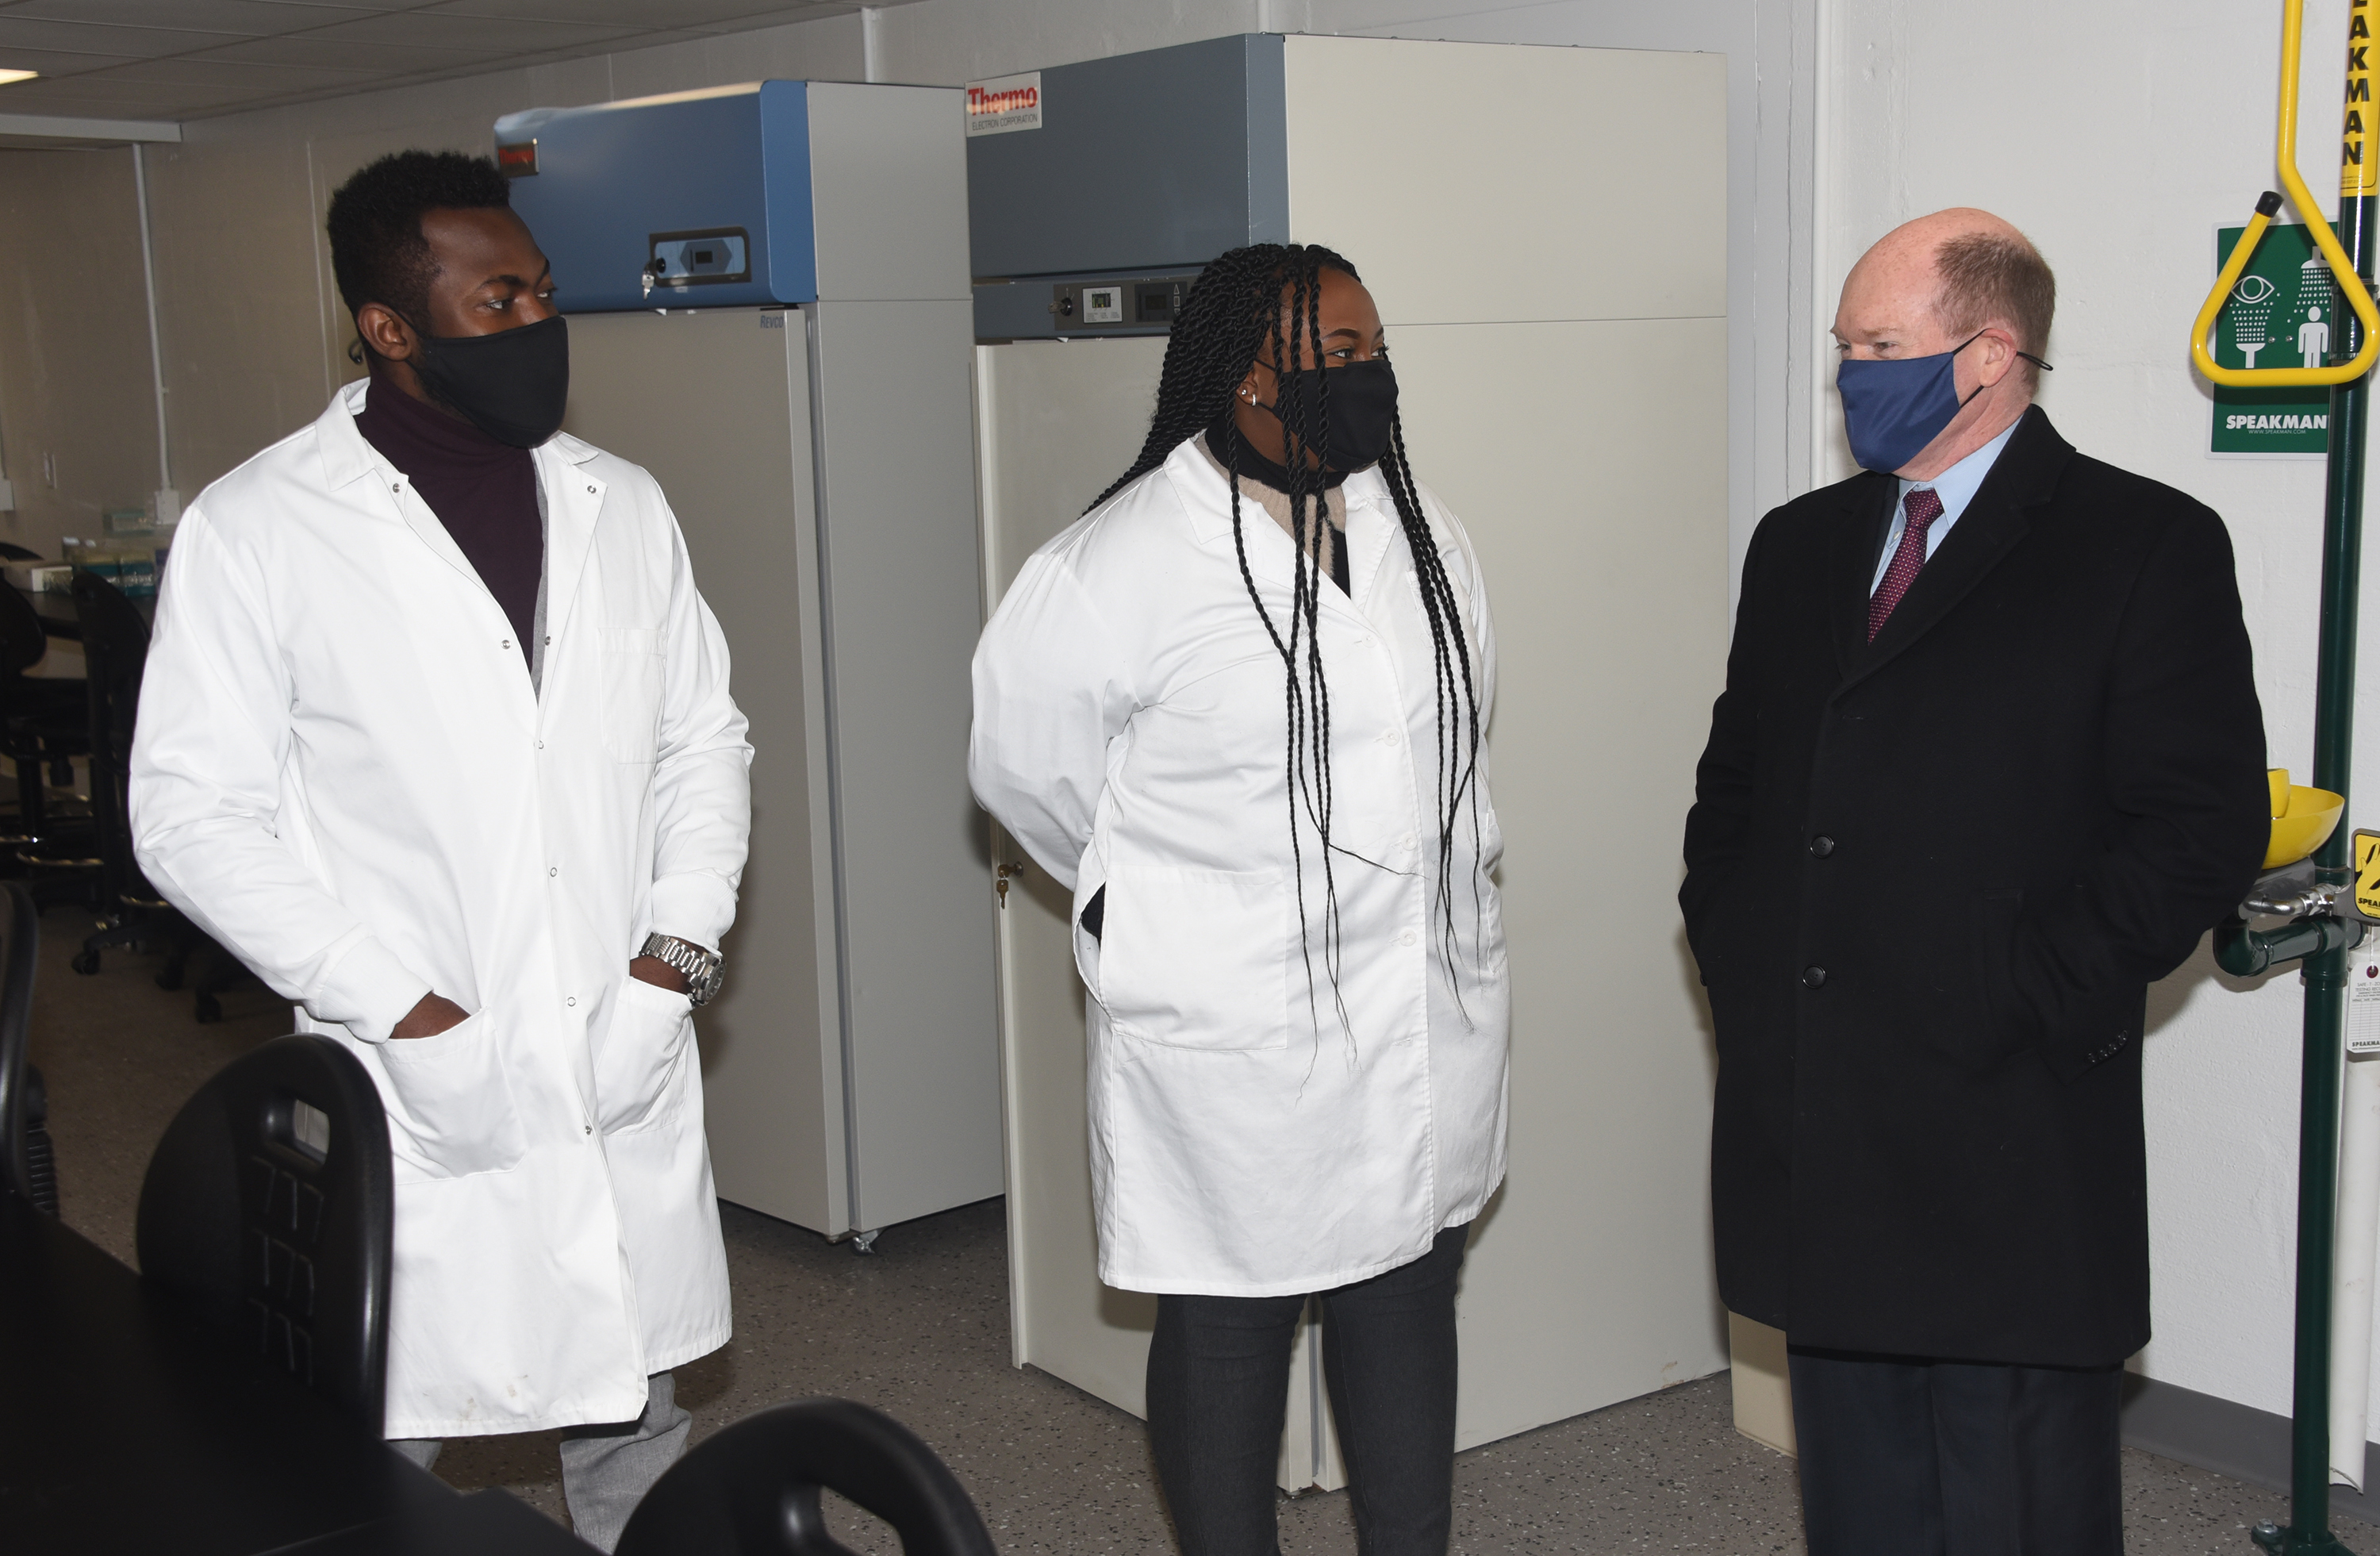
[129,151,752,1550]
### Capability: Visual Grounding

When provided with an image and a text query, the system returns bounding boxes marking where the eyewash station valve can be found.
[2215,770,2357,977]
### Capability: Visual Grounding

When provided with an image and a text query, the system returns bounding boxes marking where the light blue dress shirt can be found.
[1871,418,2023,596]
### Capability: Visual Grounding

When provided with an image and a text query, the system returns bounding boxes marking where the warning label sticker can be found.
[2350,946,2380,1054]
[2355,828,2380,921]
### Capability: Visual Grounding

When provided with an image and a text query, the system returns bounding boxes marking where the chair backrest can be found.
[0,579,52,683]
[0,882,43,1208]
[136,1033,393,1429]
[69,569,148,749]
[616,1398,999,1556]
[69,571,152,904]
[0,542,44,563]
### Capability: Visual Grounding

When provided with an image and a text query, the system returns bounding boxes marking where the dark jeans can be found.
[1787,1344,2125,1556]
[1146,1225,1469,1556]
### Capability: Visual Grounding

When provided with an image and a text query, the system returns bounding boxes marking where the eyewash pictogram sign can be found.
[2211,221,2338,459]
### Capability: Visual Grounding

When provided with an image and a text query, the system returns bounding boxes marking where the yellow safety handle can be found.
[2190,0,2380,388]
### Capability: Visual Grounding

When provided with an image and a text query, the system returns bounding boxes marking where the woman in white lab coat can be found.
[970,244,1508,1556]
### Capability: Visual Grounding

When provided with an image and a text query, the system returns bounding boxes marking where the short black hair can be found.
[325,150,511,328]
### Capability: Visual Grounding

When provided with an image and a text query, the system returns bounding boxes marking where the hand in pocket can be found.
[594,974,694,1134]
[376,1009,528,1178]
[1098,866,1292,1051]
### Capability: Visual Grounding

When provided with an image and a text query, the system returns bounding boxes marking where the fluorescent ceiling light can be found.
[0,71,38,87]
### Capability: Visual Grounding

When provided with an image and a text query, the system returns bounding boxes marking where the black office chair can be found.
[71,568,153,924]
[136,1032,393,1426]
[0,542,44,563]
[0,582,97,896]
[616,1398,999,1556]
[0,881,56,1213]
[67,571,245,1018]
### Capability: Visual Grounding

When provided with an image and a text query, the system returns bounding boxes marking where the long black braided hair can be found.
[1088,243,1487,1036]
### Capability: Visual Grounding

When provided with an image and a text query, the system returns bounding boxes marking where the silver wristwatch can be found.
[640,932,725,1006]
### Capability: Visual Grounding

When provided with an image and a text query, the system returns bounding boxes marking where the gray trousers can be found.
[392,1370,690,1553]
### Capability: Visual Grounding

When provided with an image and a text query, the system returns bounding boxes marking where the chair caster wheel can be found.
[69,950,99,976]
[194,993,221,1024]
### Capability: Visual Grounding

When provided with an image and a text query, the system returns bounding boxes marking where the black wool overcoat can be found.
[1679,407,2270,1367]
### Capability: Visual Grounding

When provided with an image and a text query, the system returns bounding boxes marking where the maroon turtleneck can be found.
[353,365,543,672]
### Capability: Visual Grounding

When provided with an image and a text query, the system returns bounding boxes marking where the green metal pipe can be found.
[2273,176,2374,1555]
[2214,916,2365,978]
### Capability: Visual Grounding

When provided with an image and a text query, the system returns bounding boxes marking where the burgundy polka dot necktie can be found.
[1868,486,1944,642]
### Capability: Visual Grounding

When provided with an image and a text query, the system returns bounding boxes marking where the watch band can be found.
[640,932,725,1006]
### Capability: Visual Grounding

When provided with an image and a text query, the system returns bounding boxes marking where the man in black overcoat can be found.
[1680,208,2270,1554]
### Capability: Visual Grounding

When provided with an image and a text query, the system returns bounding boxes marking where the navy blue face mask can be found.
[1837,332,2051,474]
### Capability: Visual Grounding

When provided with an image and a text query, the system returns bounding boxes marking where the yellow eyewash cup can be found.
[2265,767,2347,869]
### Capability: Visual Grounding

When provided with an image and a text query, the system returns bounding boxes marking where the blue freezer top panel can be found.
[495,82,816,312]
[965,34,1287,280]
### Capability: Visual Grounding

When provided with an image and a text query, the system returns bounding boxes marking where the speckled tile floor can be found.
[27,914,2359,1552]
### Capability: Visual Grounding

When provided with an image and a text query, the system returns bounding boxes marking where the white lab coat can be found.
[970,435,1510,1297]
[129,380,752,1438]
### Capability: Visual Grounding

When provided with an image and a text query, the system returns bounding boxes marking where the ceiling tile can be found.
[0,46,146,77]
[0,18,255,55]
[98,56,382,90]
[0,75,264,112]
[299,11,642,52]
[0,0,896,123]
[673,3,856,29]
[424,0,832,25]
[0,1,374,34]
[191,33,504,71]
[0,86,134,113]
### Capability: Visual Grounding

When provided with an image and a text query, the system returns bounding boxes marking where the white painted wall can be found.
[1815,0,2380,1434]
[0,145,161,559]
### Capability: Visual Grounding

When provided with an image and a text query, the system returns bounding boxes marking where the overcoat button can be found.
[1810,836,1835,857]
[1802,966,1827,989]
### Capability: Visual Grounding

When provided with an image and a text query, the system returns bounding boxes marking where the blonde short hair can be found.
[1933,231,2056,387]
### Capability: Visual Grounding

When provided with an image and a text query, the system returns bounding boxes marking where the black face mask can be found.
[409,314,570,448]
[1256,358,1398,471]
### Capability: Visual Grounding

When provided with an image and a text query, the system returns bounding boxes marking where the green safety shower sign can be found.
[2210,221,2337,458]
